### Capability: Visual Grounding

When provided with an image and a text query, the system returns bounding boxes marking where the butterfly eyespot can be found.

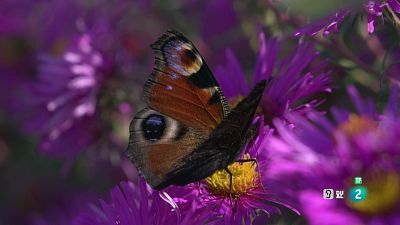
[181,48,197,64]
[177,48,202,75]
[141,114,166,141]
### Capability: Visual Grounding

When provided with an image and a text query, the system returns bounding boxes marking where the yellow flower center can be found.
[347,171,400,215]
[338,115,377,136]
[205,154,259,198]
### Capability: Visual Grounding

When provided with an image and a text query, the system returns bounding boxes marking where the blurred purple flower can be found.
[366,0,400,33]
[266,85,400,225]
[6,0,147,158]
[215,32,331,124]
[20,33,110,158]
[72,179,212,225]
[295,0,400,36]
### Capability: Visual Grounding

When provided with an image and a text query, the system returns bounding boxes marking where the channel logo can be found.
[323,189,334,199]
[323,189,344,199]
[349,186,367,202]
[348,176,367,202]
[323,176,367,202]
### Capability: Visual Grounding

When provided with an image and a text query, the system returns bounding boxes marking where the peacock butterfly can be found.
[125,30,266,190]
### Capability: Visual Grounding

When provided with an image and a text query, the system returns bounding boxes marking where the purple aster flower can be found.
[161,117,298,225]
[295,0,400,36]
[3,0,152,158]
[265,85,400,225]
[215,31,331,124]
[7,0,153,158]
[19,33,111,158]
[72,178,212,225]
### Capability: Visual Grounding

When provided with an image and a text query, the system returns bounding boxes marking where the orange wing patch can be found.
[145,67,224,131]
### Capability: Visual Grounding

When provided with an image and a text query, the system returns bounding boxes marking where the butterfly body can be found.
[125,30,266,190]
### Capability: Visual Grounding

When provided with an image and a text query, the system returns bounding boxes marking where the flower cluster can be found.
[215,32,331,124]
[265,85,400,225]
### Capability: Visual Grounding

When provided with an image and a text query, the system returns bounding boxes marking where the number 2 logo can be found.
[355,189,361,199]
[349,186,367,202]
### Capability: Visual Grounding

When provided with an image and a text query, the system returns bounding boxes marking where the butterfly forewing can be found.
[144,30,230,131]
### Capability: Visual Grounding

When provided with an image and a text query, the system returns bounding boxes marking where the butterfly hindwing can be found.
[144,30,230,132]
[126,108,207,188]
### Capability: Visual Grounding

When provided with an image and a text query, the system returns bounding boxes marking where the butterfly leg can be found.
[223,168,234,206]
[235,158,266,192]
